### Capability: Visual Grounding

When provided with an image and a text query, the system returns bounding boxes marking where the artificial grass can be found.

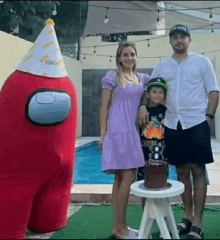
[51,204,220,239]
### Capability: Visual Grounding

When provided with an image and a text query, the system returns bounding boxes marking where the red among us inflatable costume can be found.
[0,19,77,238]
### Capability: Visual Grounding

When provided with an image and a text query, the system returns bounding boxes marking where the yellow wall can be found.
[81,34,220,141]
[0,30,82,137]
[63,56,82,137]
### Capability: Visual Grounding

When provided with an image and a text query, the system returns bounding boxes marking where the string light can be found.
[157,10,160,22]
[81,22,214,49]
[65,1,220,13]
[104,7,109,24]
[209,8,213,22]
[52,5,57,16]
[211,24,214,33]
[76,14,219,61]
[80,47,220,61]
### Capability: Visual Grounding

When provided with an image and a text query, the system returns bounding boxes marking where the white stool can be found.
[130,180,184,239]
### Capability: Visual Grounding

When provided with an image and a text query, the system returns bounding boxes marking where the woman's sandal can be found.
[127,226,139,235]
[111,230,138,239]
[177,218,192,235]
[186,226,204,239]
[111,226,139,238]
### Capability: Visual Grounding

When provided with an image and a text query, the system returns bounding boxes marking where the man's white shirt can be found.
[151,52,220,130]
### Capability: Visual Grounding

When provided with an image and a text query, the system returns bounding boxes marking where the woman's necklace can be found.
[123,73,139,84]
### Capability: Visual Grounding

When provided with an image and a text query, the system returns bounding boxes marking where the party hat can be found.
[16,18,67,78]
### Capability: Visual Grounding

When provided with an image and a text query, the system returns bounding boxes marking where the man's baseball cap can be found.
[147,77,167,90]
[169,24,190,37]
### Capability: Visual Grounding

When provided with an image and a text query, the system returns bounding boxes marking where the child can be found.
[137,77,168,209]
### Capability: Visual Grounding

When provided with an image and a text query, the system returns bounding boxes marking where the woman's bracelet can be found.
[100,132,106,137]
[138,104,149,113]
[139,104,147,108]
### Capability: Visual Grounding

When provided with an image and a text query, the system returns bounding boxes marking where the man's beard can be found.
[173,46,187,54]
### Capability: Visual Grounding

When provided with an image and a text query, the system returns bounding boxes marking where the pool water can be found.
[73,141,177,184]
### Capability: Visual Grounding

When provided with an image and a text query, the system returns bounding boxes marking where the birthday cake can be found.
[144,141,167,189]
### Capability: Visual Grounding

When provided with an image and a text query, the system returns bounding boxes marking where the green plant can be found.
[0,1,60,36]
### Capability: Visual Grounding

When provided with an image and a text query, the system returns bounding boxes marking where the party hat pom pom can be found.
[46,18,55,27]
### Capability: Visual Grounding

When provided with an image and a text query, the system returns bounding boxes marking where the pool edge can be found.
[73,137,220,204]
[70,184,220,204]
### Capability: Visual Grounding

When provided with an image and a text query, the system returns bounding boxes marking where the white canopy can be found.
[167,1,220,14]
[83,1,220,37]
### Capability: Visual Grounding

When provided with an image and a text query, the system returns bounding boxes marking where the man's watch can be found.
[206,114,214,119]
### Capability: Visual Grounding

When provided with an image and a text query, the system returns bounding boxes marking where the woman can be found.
[99,42,150,239]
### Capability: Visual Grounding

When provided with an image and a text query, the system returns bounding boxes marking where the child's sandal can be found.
[177,218,192,235]
[186,226,204,239]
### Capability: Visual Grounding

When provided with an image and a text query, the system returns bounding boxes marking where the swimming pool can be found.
[73,141,177,184]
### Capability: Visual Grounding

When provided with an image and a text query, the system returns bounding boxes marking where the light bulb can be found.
[52,9,57,16]
[209,9,213,22]
[157,10,160,22]
[0,1,4,3]
[104,15,108,24]
[104,7,109,24]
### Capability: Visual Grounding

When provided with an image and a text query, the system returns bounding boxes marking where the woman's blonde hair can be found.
[115,42,137,87]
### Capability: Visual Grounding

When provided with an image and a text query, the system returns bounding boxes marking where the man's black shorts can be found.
[164,120,214,167]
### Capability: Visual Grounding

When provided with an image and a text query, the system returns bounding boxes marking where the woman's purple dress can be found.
[102,70,150,173]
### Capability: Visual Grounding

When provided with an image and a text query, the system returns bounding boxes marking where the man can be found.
[138,24,219,239]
